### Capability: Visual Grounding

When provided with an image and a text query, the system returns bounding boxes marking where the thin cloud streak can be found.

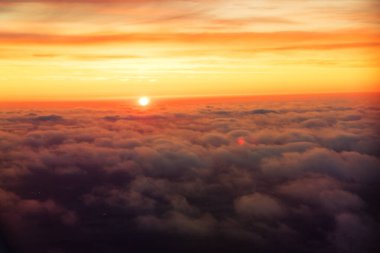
[0,30,378,45]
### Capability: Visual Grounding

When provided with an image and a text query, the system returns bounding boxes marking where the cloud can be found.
[261,147,380,182]
[136,211,217,236]
[0,94,379,253]
[249,109,278,114]
[234,193,285,219]
[332,213,375,253]
[0,30,378,47]
[198,133,230,147]
[0,189,78,233]
[1,0,175,4]
[277,176,365,213]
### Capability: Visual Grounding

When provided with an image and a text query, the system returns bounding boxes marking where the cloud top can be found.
[0,94,379,253]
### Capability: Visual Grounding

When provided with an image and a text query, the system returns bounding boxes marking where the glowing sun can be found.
[138,96,150,107]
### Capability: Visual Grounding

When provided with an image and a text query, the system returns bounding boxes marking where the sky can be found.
[0,0,379,100]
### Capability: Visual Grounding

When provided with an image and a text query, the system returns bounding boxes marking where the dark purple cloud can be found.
[0,94,379,253]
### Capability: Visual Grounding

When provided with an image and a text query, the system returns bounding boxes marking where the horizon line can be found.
[0,90,379,104]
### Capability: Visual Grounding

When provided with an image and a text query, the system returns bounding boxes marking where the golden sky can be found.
[0,0,379,100]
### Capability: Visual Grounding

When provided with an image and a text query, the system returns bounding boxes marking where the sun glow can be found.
[0,0,378,101]
[138,96,151,107]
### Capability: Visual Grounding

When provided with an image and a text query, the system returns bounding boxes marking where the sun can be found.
[138,96,150,107]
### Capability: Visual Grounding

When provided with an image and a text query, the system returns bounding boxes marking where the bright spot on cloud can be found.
[237,137,245,145]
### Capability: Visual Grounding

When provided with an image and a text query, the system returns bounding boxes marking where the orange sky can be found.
[0,0,379,100]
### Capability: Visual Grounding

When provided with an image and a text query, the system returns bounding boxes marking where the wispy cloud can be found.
[0,30,378,46]
[0,0,378,98]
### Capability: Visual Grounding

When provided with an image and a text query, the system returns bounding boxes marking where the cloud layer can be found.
[0,94,379,253]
